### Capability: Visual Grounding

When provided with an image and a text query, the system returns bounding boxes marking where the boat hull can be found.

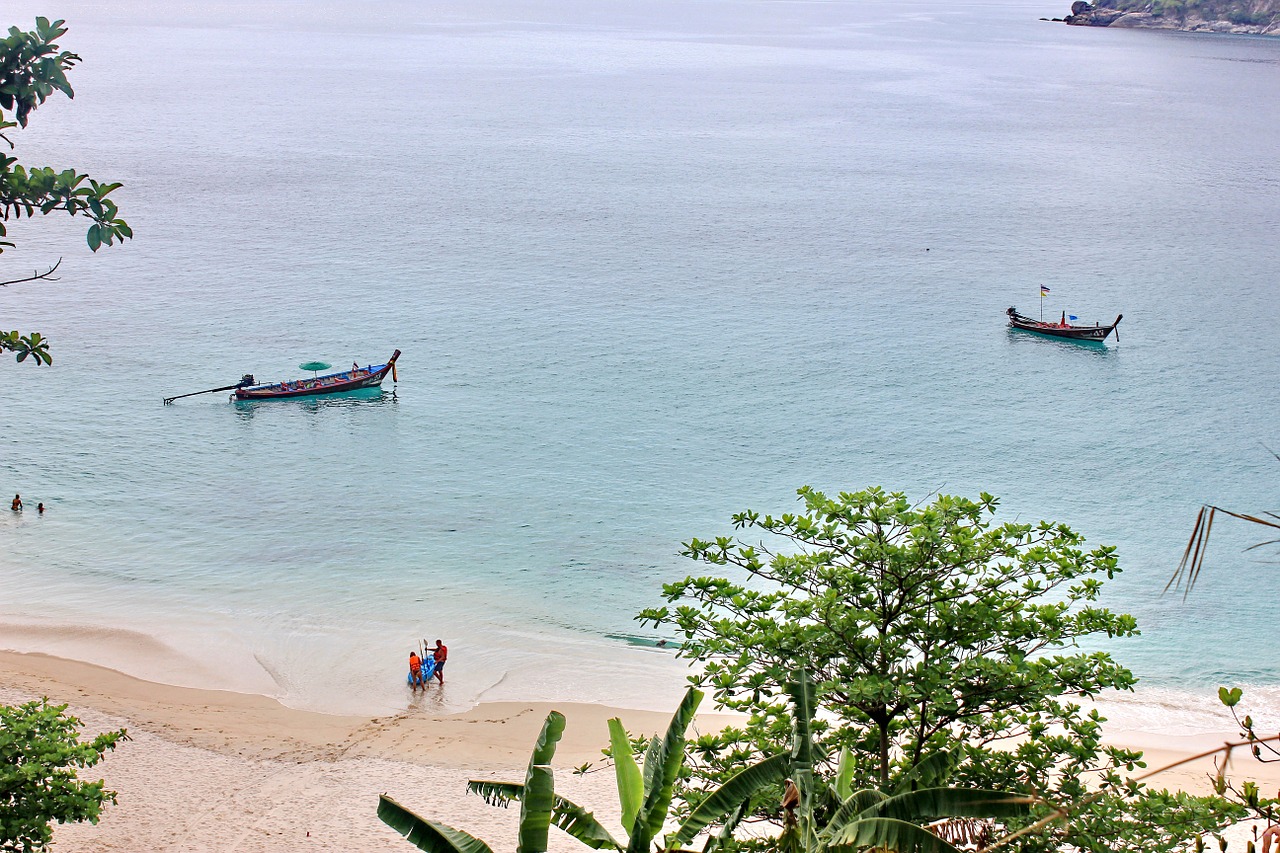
[1006,309,1120,342]
[235,350,400,400]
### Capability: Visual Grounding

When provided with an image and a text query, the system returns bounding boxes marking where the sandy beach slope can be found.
[0,651,738,852]
[2,650,1278,852]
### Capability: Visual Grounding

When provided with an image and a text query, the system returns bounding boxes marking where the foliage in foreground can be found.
[638,486,1242,852]
[380,676,1033,853]
[0,699,126,853]
[380,689,705,852]
[670,671,1037,853]
[2,17,132,365]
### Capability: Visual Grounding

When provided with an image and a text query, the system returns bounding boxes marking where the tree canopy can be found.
[0,699,126,852]
[1,17,131,365]
[639,486,1238,852]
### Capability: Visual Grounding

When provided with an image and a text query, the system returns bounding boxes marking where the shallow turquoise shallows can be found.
[1,0,1278,722]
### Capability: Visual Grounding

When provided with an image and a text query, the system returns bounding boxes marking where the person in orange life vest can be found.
[408,651,424,689]
[430,640,447,684]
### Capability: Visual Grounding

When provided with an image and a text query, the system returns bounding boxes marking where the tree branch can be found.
[0,257,61,287]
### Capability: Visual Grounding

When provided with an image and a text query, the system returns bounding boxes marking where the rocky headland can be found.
[1048,0,1279,34]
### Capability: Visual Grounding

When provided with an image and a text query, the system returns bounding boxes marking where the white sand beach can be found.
[2,648,1278,852]
[0,650,738,852]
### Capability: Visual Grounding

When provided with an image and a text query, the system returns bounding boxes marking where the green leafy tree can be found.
[639,486,1239,853]
[0,698,126,852]
[1,16,132,365]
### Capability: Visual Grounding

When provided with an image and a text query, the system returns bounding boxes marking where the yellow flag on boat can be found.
[1040,286,1051,297]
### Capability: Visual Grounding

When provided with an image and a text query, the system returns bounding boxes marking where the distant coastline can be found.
[1046,0,1279,34]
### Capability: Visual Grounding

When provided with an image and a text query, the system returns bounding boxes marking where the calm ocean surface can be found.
[1,0,1278,723]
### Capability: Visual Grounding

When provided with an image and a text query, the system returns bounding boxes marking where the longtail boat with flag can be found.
[1006,307,1122,342]
[164,350,400,404]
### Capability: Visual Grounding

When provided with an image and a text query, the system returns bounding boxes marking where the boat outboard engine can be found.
[238,374,255,387]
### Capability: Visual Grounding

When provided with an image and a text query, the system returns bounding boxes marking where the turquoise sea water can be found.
[1,0,1278,721]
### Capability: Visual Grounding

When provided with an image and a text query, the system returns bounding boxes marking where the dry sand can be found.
[0,650,735,852]
[2,649,1278,852]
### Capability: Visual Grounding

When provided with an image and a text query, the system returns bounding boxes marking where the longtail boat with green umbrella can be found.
[164,350,400,404]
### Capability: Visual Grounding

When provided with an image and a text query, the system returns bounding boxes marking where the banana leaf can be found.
[530,710,567,767]
[833,747,856,802]
[468,779,523,808]
[627,686,704,853]
[857,788,1036,824]
[703,799,751,853]
[518,765,555,853]
[516,711,565,853]
[785,673,817,776]
[817,789,889,841]
[825,817,966,853]
[551,792,625,850]
[378,794,496,853]
[609,717,643,833]
[784,671,819,847]
[466,780,622,849]
[669,752,790,846]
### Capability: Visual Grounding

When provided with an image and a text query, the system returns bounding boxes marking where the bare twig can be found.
[0,257,61,287]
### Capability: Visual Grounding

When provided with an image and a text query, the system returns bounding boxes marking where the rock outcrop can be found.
[1058,0,1279,34]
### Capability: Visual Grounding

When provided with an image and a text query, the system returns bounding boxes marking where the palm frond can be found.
[1169,505,1280,596]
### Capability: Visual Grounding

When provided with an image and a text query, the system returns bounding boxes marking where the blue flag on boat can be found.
[1069,315,1078,321]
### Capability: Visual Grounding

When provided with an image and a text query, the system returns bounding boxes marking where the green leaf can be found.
[608,718,643,834]
[892,751,957,793]
[548,796,623,850]
[628,686,703,853]
[529,711,566,768]
[820,789,889,841]
[1219,687,1243,708]
[467,779,522,808]
[517,711,565,853]
[517,765,555,853]
[834,746,855,801]
[857,787,1036,823]
[465,782,622,850]
[377,795,495,853]
[671,752,790,845]
[826,817,966,853]
[86,223,101,251]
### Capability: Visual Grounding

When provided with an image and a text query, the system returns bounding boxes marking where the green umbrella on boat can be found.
[299,361,331,378]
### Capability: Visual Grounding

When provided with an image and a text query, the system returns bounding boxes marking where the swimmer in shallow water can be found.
[11,494,21,511]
